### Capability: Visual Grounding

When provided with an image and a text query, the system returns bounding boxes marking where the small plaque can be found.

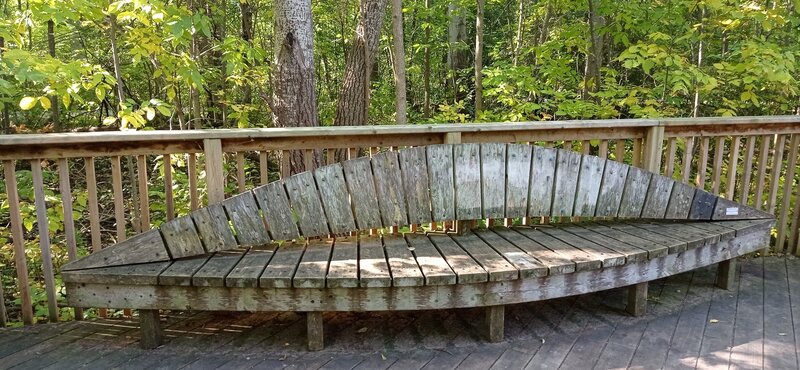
[725,207,739,216]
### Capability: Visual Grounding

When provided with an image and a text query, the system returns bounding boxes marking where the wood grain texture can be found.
[450,233,518,281]
[538,227,626,268]
[259,242,305,288]
[226,244,276,288]
[665,182,695,219]
[640,175,673,219]
[399,146,433,224]
[487,228,575,275]
[480,143,507,218]
[161,216,205,259]
[472,229,548,278]
[454,143,482,220]
[359,237,392,288]
[222,191,271,246]
[63,230,171,271]
[405,233,457,285]
[551,149,581,217]
[578,223,665,260]
[192,203,238,253]
[284,172,330,237]
[514,226,599,271]
[690,189,718,220]
[383,235,425,287]
[192,249,248,287]
[595,160,628,217]
[342,157,382,229]
[505,144,533,218]
[573,155,605,216]
[31,160,58,322]
[252,181,300,241]
[158,255,212,286]
[427,234,488,284]
[712,197,773,221]
[293,240,333,288]
[314,164,357,234]
[371,151,408,227]
[327,238,359,288]
[618,166,652,218]
[426,144,456,222]
[63,261,171,286]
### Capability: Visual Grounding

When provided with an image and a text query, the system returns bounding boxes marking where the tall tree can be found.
[390,0,407,124]
[46,19,59,131]
[582,0,603,99]
[447,2,468,103]
[272,0,321,173]
[240,0,255,105]
[474,0,484,118]
[422,0,432,118]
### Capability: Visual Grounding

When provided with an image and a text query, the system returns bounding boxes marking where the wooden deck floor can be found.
[1,256,798,370]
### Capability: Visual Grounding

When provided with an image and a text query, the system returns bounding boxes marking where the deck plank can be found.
[327,237,360,288]
[405,233,457,285]
[292,240,333,288]
[450,232,519,281]
[359,236,392,288]
[192,248,249,287]
[487,228,575,275]
[383,235,425,287]
[514,226,601,271]
[225,244,276,288]
[259,242,306,288]
[427,234,488,284]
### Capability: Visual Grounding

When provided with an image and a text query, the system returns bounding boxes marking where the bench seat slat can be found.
[564,225,650,263]
[343,157,383,230]
[158,255,213,286]
[427,145,456,221]
[684,222,737,241]
[193,203,238,253]
[161,215,205,259]
[428,234,488,284]
[455,144,482,220]
[372,151,408,227]
[383,235,425,287]
[223,192,271,246]
[578,223,668,259]
[513,227,601,271]
[538,227,626,268]
[62,262,171,285]
[405,234,457,285]
[259,242,305,288]
[192,249,248,287]
[487,228,575,275]
[472,229,549,278]
[573,155,605,217]
[293,240,333,288]
[481,143,507,219]
[594,160,628,217]
[602,222,688,254]
[552,149,581,217]
[505,144,533,218]
[226,245,276,288]
[630,222,708,249]
[359,237,392,288]
[284,172,330,237]
[665,182,695,219]
[450,233,519,281]
[399,147,433,225]
[641,175,674,219]
[528,147,557,216]
[314,164,357,235]
[327,237,359,288]
[253,181,300,241]
[618,167,651,218]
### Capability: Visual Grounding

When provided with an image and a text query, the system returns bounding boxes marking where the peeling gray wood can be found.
[480,143,507,218]
[426,145,456,222]
[158,255,212,286]
[226,244,276,288]
[62,230,169,271]
[284,172,330,237]
[487,228,575,275]
[252,181,300,241]
[618,166,652,218]
[222,192,271,246]
[342,157,383,230]
[538,227,626,268]
[505,144,533,218]
[712,197,773,220]
[427,234,488,284]
[292,240,333,288]
[455,143,482,220]
[594,160,628,217]
[192,203,238,253]
[314,164,357,234]
[552,149,581,217]
[641,175,673,219]
[62,261,171,286]
[472,229,549,278]
[566,224,649,263]
[383,235,424,287]
[665,182,695,219]
[514,226,599,271]
[579,223,667,259]
[405,233,456,285]
[450,233,518,281]
[399,146,433,225]
[690,190,718,220]
[259,242,305,288]
[573,155,605,217]
[359,236,392,288]
[607,222,688,254]
[327,237,359,288]
[161,215,205,259]
[631,222,706,250]
[192,248,248,287]
[528,147,557,216]
[371,151,408,227]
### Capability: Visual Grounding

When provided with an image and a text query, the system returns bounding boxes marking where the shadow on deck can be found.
[1,256,798,370]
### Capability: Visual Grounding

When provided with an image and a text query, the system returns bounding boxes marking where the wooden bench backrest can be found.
[64,143,772,270]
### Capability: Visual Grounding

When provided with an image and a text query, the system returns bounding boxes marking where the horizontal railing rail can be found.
[0,115,798,326]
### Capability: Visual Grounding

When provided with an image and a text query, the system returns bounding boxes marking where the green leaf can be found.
[144,107,155,121]
[156,105,171,116]
[39,96,51,110]
[19,97,37,110]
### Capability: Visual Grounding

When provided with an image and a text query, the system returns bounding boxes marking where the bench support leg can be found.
[307,312,324,351]
[139,309,162,349]
[716,258,737,290]
[486,305,504,342]
[626,282,647,317]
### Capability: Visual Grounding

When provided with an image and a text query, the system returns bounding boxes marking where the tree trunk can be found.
[692,6,705,117]
[513,0,525,67]
[447,2,468,103]
[273,0,322,174]
[207,0,227,127]
[390,0,407,124]
[240,0,255,105]
[423,0,432,118]
[474,0,485,118]
[583,0,603,99]
[108,13,125,108]
[47,20,60,131]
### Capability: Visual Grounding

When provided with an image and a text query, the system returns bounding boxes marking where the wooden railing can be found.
[0,116,798,325]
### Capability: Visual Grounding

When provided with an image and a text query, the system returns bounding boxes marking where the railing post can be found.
[642,124,665,173]
[2,160,34,325]
[204,139,225,204]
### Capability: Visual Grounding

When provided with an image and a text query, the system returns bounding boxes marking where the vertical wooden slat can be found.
[110,156,127,239]
[563,140,572,151]
[31,160,58,322]
[326,148,335,165]
[614,140,625,163]
[740,136,756,204]
[776,134,799,252]
[681,137,694,184]
[0,272,5,326]
[163,154,174,221]
[598,140,608,159]
[236,151,246,193]
[259,151,269,185]
[632,138,642,167]
[188,153,199,210]
[85,157,102,252]
[766,134,786,215]
[711,137,724,194]
[664,137,677,178]
[696,137,710,189]
[58,158,84,320]
[137,155,150,230]
[304,149,314,172]
[642,126,664,173]
[791,193,800,255]
[281,150,291,179]
[4,161,34,325]
[581,140,591,155]
[754,135,771,210]
[726,136,740,200]
[204,139,225,204]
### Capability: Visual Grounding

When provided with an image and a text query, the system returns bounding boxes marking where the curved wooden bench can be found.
[62,143,773,350]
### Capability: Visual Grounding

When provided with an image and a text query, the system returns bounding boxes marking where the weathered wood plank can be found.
[579,222,668,259]
[626,282,647,316]
[566,224,650,263]
[551,149,581,217]
[327,237,359,288]
[293,240,333,288]
[399,146,433,224]
[63,229,171,271]
[505,144,533,218]
[383,235,425,287]
[712,197,773,220]
[358,236,392,288]
[62,261,171,286]
[472,229,549,278]
[513,226,600,271]
[454,143,482,220]
[528,146,557,216]
[139,309,163,349]
[450,233,518,281]
[226,244,276,288]
[259,242,305,288]
[486,305,504,342]
[426,144,456,222]
[405,233,457,285]
[307,311,324,351]
[222,191,271,246]
[342,157,383,229]
[685,222,736,241]
[618,166,652,218]
[284,172,330,237]
[538,226,626,267]
[427,234,487,284]
[371,151,408,227]
[487,228,575,275]
[252,181,300,241]
[31,159,58,322]
[192,203,238,253]
[158,255,212,286]
[314,164,357,234]
[665,182,695,219]
[631,222,707,250]
[594,160,628,217]
[192,249,249,287]
[640,175,673,219]
[573,155,605,216]
[480,143,507,218]
[605,222,688,254]
[689,189,718,220]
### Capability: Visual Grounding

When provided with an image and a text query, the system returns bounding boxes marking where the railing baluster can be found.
[236,151,246,193]
[681,137,694,184]
[754,135,771,210]
[188,153,199,211]
[766,134,786,215]
[664,137,677,178]
[204,139,225,204]
[696,137,710,189]
[711,137,724,194]
[740,136,756,204]
[137,155,150,230]
[614,140,625,163]
[31,159,58,323]
[726,136,740,200]
[259,151,269,185]
[598,140,608,159]
[86,157,102,252]
[2,160,33,324]
[163,153,174,221]
[58,158,83,320]
[776,134,799,252]
[632,138,642,167]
